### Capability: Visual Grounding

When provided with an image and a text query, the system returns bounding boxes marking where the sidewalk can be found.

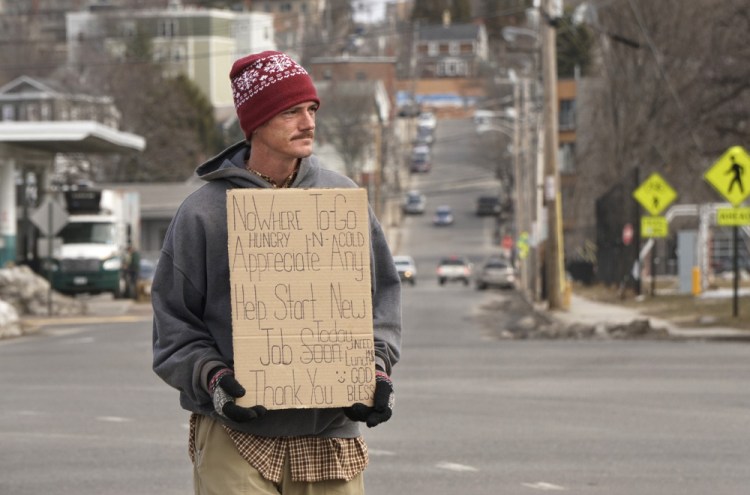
[549,293,750,341]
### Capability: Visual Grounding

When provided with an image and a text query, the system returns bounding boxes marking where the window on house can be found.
[449,42,460,55]
[559,99,576,130]
[173,46,186,62]
[323,68,332,80]
[438,60,467,77]
[428,42,438,56]
[26,103,40,121]
[558,143,576,174]
[2,104,15,121]
[356,72,366,80]
[120,22,136,38]
[40,102,51,120]
[158,19,178,37]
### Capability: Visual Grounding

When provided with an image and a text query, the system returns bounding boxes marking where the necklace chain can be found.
[246,162,299,189]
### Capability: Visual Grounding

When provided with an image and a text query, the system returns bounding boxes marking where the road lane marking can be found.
[435,461,479,472]
[368,449,396,456]
[96,416,133,423]
[522,481,567,491]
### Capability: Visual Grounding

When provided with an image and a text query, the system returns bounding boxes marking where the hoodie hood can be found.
[195,140,330,189]
[195,141,358,189]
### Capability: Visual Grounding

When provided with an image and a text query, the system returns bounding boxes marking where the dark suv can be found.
[475,195,500,216]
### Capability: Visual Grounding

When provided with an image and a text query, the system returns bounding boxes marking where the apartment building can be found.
[66,4,276,112]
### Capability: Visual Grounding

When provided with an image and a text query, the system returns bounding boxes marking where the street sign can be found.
[641,216,668,238]
[30,196,69,237]
[716,207,750,226]
[517,232,529,260]
[633,173,677,216]
[704,146,750,207]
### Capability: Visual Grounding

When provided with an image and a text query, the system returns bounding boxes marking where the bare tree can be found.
[315,82,376,181]
[78,27,221,182]
[570,0,750,252]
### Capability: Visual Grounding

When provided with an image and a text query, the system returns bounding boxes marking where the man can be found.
[151,51,402,494]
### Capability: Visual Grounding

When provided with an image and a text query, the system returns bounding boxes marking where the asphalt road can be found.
[1,119,749,495]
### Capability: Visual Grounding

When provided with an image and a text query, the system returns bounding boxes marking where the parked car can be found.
[475,195,501,216]
[475,256,516,290]
[436,255,473,286]
[417,111,437,130]
[398,100,421,117]
[410,147,432,173]
[433,205,454,226]
[137,257,158,301]
[413,125,435,146]
[393,255,418,285]
[402,190,426,215]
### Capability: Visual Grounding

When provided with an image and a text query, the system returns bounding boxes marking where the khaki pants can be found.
[193,416,365,495]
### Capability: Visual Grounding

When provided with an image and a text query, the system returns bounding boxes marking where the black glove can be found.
[344,369,394,428]
[208,367,267,423]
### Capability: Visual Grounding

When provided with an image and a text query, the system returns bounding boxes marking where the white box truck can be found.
[50,189,140,299]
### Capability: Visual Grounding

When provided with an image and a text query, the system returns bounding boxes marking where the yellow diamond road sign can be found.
[633,173,677,216]
[704,146,750,207]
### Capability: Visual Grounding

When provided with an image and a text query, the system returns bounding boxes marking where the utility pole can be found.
[541,0,566,309]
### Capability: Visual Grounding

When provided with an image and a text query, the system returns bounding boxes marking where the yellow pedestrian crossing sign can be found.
[704,146,750,207]
[633,173,677,216]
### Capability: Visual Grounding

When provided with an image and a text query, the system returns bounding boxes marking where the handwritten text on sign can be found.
[227,188,374,410]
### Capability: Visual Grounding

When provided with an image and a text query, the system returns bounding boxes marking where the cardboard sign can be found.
[227,188,374,410]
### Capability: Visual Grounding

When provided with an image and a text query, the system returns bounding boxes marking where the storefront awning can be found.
[0,121,145,154]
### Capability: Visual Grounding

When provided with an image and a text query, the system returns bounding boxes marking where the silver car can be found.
[475,257,516,290]
[393,255,418,285]
[402,190,426,215]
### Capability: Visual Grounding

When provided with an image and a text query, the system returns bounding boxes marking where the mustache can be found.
[292,132,314,140]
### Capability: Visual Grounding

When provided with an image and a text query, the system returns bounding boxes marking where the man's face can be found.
[253,101,319,160]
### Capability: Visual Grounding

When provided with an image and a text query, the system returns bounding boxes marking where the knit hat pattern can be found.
[230,51,319,139]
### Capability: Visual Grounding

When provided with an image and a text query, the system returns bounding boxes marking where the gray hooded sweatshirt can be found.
[152,141,402,438]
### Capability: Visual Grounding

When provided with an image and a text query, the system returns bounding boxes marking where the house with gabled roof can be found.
[414,20,489,79]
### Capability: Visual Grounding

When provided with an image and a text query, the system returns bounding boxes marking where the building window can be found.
[438,60,467,77]
[559,99,576,130]
[558,142,576,174]
[356,72,366,81]
[172,46,186,62]
[323,68,332,80]
[449,42,460,55]
[40,102,51,120]
[427,42,438,56]
[120,21,136,38]
[2,104,15,121]
[25,103,40,121]
[158,19,179,37]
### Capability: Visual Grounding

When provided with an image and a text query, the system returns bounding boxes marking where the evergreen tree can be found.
[451,0,472,23]
[411,0,452,24]
[556,13,593,78]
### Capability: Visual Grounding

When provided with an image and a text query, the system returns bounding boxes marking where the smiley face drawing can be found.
[336,370,346,384]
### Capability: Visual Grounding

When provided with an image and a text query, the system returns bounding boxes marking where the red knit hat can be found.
[230,51,320,139]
